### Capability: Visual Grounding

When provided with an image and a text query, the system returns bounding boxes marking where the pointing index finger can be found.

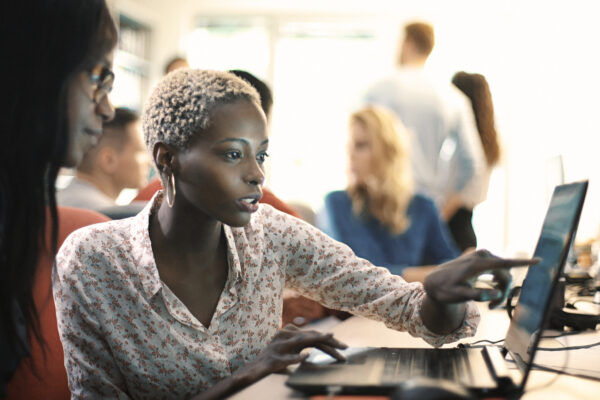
[483,257,540,271]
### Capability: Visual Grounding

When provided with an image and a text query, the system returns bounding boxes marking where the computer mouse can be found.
[391,377,475,400]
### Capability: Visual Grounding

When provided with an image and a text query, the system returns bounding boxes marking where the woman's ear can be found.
[153,141,176,175]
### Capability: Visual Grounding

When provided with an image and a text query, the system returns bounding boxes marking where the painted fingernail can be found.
[480,291,502,301]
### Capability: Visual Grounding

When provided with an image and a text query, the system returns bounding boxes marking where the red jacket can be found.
[3,208,110,400]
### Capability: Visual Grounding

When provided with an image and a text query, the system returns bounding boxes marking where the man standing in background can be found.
[361,22,485,239]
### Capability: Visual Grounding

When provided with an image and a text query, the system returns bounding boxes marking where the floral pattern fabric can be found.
[53,192,479,399]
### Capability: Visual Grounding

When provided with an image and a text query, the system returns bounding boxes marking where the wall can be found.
[110,0,600,256]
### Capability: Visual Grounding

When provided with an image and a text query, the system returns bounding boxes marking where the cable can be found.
[537,339,600,352]
[541,330,585,339]
[460,338,504,347]
[469,334,600,394]
[531,362,600,382]
[461,330,593,349]
[504,359,562,393]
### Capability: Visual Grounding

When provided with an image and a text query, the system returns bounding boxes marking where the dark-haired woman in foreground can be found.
[54,69,534,399]
[1,1,117,398]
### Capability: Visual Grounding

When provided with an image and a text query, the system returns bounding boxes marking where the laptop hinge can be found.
[482,346,513,386]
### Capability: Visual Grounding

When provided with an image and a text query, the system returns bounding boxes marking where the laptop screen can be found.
[504,181,587,387]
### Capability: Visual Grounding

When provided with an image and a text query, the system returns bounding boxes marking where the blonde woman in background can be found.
[319,106,460,282]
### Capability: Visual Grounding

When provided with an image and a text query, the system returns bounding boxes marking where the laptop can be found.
[286,181,588,398]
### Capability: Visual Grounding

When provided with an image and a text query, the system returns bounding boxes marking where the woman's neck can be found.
[151,200,223,259]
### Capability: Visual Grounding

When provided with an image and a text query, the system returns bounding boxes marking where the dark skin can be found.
[421,250,539,335]
[150,100,269,327]
[150,211,228,327]
[150,98,537,399]
[150,100,348,400]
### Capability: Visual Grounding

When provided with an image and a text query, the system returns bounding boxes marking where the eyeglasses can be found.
[88,64,115,104]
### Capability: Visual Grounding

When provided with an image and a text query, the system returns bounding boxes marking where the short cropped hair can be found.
[229,69,273,119]
[77,107,139,172]
[143,69,261,152]
[164,56,189,75]
[404,22,435,57]
[104,107,139,133]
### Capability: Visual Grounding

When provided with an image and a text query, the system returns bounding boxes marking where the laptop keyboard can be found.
[381,348,473,384]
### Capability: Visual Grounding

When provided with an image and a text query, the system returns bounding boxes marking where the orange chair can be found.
[3,207,110,400]
[135,177,302,219]
[132,176,163,202]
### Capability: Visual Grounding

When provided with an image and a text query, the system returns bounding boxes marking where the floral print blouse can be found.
[53,193,479,399]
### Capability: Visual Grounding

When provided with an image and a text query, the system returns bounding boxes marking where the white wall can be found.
[112,0,600,256]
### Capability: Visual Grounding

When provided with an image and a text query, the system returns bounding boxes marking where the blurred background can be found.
[102,0,600,258]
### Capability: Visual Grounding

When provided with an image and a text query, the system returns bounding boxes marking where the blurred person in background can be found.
[442,71,501,251]
[318,107,460,283]
[164,55,190,75]
[0,0,117,398]
[361,22,485,225]
[53,68,531,400]
[57,107,150,219]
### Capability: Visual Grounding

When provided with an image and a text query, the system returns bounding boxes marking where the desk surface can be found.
[231,305,600,399]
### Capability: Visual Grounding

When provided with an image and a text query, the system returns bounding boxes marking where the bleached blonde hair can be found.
[347,106,414,235]
[142,69,261,152]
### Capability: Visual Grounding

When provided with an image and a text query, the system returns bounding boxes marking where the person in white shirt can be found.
[57,107,150,218]
[361,22,486,235]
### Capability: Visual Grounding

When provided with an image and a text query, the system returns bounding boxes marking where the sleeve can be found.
[422,199,461,264]
[316,192,346,241]
[318,192,381,266]
[317,194,408,276]
[52,231,131,399]
[275,212,479,347]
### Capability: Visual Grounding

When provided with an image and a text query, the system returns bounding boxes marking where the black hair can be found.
[104,107,140,131]
[228,70,273,119]
[0,0,118,370]
[452,71,501,167]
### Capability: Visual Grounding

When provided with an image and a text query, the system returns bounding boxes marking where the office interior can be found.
[95,0,600,264]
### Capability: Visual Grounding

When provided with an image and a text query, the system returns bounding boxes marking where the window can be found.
[111,14,151,111]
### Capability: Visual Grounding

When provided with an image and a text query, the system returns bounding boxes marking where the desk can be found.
[231,306,600,399]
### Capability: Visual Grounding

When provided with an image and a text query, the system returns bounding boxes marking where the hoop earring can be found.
[166,172,176,208]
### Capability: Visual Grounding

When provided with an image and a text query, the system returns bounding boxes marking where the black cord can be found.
[467,334,600,393]
[531,362,600,382]
[537,340,600,351]
[540,330,585,339]
[504,359,563,392]
[527,336,600,389]
[461,331,592,349]
[460,338,504,347]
